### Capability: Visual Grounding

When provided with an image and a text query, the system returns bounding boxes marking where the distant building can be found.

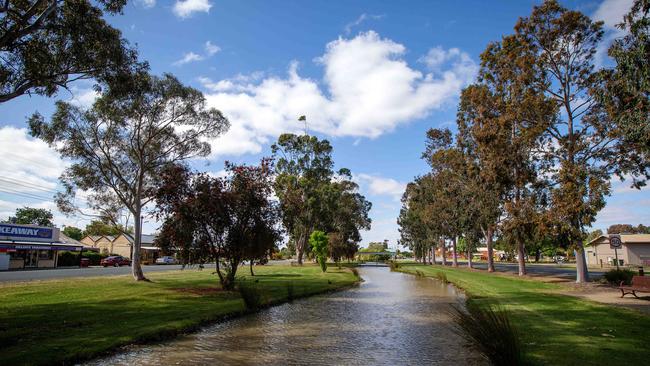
[79,233,162,263]
[586,234,650,267]
[0,223,84,270]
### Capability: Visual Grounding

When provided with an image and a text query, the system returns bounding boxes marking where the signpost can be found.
[609,234,623,270]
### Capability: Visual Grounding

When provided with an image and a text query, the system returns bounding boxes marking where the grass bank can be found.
[0,265,358,365]
[397,263,649,366]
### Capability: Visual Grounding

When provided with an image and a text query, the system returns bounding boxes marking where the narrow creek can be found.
[84,267,486,365]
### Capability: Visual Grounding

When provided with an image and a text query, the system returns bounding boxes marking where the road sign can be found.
[609,234,623,249]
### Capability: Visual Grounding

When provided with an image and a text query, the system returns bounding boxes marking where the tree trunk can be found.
[535,249,541,262]
[131,208,147,281]
[431,245,436,265]
[517,240,526,276]
[467,247,473,269]
[575,242,589,283]
[452,237,458,267]
[486,227,495,272]
[249,260,255,276]
[441,239,447,266]
[296,234,305,265]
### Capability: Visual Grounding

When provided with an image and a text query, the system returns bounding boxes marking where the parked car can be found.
[155,256,177,265]
[100,256,131,267]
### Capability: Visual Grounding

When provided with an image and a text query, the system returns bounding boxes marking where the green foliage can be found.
[62,226,83,240]
[83,220,131,237]
[57,251,108,266]
[237,281,263,311]
[599,0,650,163]
[388,260,400,271]
[603,269,635,285]
[434,271,448,284]
[0,0,145,103]
[309,230,329,272]
[452,301,525,366]
[6,207,53,226]
[607,224,650,234]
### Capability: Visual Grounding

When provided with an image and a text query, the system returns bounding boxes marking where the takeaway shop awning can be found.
[0,241,83,252]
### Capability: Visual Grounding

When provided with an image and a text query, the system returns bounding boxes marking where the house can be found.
[80,233,162,264]
[586,234,650,267]
[80,235,115,255]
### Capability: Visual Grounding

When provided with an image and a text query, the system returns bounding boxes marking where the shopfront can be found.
[0,223,83,271]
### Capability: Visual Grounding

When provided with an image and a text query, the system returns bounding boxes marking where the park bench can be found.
[619,276,650,298]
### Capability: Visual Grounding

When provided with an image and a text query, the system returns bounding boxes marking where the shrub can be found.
[451,301,525,366]
[415,270,425,277]
[309,230,329,272]
[388,260,399,271]
[350,267,360,279]
[603,268,635,285]
[237,281,263,311]
[435,271,448,284]
[56,251,79,267]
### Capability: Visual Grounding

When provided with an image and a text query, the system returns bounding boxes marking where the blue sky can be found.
[0,0,647,247]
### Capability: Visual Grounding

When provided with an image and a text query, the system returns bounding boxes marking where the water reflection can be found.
[85,267,485,365]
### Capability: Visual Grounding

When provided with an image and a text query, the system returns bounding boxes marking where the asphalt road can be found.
[1,260,610,283]
[0,264,189,283]
[444,261,607,279]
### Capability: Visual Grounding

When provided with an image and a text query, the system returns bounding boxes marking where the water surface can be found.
[85,267,485,365]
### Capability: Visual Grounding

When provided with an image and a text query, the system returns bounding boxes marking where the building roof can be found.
[587,234,650,246]
[121,233,157,245]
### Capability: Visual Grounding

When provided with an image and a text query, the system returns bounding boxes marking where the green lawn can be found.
[397,263,649,366]
[0,265,358,366]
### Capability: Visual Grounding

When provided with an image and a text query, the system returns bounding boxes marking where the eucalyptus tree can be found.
[456,29,554,275]
[272,133,336,264]
[599,0,649,162]
[398,176,436,264]
[0,0,145,103]
[514,0,649,282]
[423,128,478,267]
[325,171,372,264]
[29,73,229,281]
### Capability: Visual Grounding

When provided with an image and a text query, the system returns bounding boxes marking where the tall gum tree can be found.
[29,73,229,281]
[272,133,335,265]
[515,0,649,282]
[0,0,145,103]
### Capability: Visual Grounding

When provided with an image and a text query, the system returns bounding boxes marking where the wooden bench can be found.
[619,276,650,298]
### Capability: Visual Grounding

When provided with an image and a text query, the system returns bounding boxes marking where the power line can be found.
[0,177,60,194]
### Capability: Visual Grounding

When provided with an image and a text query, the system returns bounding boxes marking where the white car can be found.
[155,256,177,265]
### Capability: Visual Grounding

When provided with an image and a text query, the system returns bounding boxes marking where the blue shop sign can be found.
[0,223,54,240]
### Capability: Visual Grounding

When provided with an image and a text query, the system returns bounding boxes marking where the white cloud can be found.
[592,0,634,67]
[593,0,633,29]
[355,173,406,201]
[344,13,385,34]
[69,85,99,109]
[173,52,204,66]
[173,0,212,19]
[204,41,221,56]
[140,0,156,8]
[174,41,220,66]
[202,31,477,157]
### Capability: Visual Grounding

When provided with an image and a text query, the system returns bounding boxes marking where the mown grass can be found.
[0,265,358,365]
[398,264,650,366]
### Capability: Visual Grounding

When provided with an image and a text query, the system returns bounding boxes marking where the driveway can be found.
[0,264,187,283]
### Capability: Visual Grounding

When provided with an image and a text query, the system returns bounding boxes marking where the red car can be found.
[100,256,131,267]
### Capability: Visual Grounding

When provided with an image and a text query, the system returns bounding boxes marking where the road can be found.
[0,264,189,283]
[439,260,607,279]
[1,260,609,283]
